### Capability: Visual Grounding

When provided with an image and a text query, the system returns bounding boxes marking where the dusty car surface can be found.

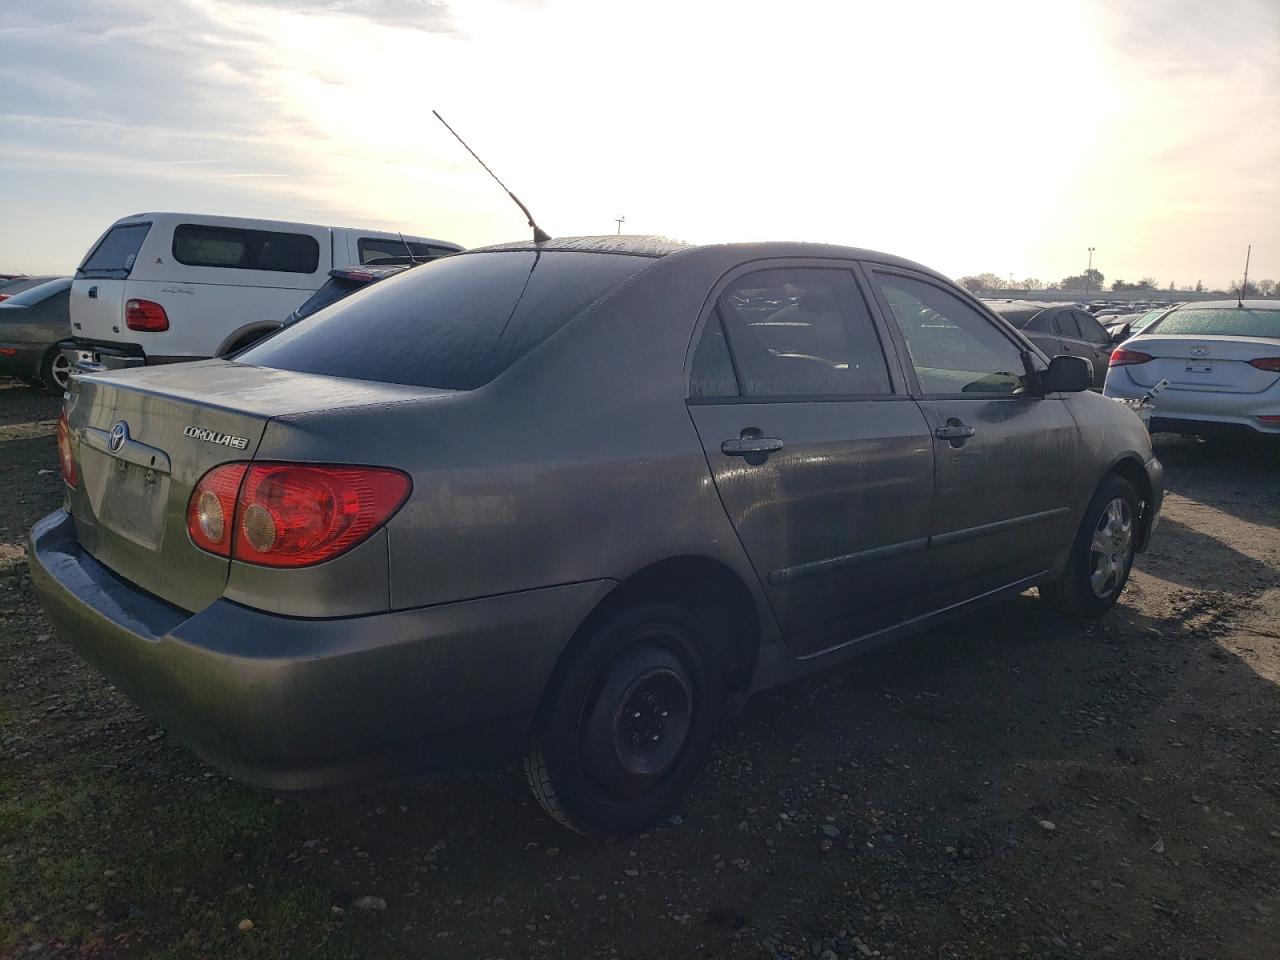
[0,277,73,390]
[29,236,1163,836]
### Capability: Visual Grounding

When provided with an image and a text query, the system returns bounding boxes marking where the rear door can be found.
[867,269,1079,604]
[70,221,152,344]
[686,262,935,656]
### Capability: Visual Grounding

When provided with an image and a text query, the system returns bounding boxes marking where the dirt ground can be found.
[2,380,1277,960]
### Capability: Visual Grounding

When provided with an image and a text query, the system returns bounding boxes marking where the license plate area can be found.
[95,458,170,550]
[1183,362,1214,374]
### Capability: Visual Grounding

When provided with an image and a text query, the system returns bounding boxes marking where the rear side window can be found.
[716,267,892,397]
[358,238,457,263]
[239,251,654,389]
[173,224,320,274]
[78,223,152,279]
[689,312,740,398]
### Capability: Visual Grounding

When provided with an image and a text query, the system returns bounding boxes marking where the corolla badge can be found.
[108,421,129,453]
[184,425,250,450]
[1189,345,1210,357]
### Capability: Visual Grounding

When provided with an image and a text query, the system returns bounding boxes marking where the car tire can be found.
[523,602,723,837]
[39,348,71,392]
[1039,474,1138,617]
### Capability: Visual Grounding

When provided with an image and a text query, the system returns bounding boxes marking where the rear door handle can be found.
[722,437,784,457]
[87,286,98,299]
[935,419,975,447]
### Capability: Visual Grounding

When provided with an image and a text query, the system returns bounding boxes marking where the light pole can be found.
[615,215,625,235]
[1084,246,1095,297]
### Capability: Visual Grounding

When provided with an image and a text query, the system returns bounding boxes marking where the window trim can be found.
[864,265,1043,400]
[171,223,321,275]
[683,257,910,405]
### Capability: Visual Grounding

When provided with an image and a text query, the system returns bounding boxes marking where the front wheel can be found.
[1039,475,1138,616]
[524,602,723,837]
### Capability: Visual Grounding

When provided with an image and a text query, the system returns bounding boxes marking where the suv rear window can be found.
[173,224,320,274]
[239,251,655,389]
[358,238,458,263]
[78,222,152,279]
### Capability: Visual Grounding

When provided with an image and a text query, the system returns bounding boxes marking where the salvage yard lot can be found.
[1,382,1277,960]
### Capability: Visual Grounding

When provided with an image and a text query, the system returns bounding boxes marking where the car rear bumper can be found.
[62,341,201,373]
[28,509,613,790]
[1104,367,1280,436]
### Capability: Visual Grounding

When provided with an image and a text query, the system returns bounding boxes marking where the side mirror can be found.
[1044,355,1092,393]
[1109,323,1131,344]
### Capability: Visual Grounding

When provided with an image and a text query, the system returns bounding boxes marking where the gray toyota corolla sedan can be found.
[30,236,1163,836]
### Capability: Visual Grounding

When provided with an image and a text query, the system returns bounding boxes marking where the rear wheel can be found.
[39,348,71,392]
[1039,474,1138,617]
[524,602,722,837]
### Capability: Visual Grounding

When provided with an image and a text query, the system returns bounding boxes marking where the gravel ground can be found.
[1,381,1277,960]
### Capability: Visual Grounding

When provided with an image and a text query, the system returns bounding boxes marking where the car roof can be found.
[461,236,966,286]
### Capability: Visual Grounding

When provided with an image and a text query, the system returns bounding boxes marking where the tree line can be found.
[958,272,1276,297]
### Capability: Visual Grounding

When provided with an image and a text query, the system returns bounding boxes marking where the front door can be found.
[867,269,1079,606]
[686,264,935,656]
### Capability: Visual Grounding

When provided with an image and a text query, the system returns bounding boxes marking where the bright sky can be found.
[1,0,1276,288]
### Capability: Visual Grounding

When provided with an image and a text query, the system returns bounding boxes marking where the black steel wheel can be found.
[524,602,722,836]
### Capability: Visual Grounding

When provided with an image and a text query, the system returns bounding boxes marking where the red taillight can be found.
[1247,357,1280,372]
[56,410,77,488]
[125,299,169,332]
[186,463,410,567]
[0,294,10,303]
[1109,348,1153,367]
[187,463,249,556]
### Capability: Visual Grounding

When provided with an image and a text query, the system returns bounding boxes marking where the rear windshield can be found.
[0,277,71,306]
[1150,308,1280,339]
[78,222,152,279]
[239,250,655,389]
[291,277,367,322]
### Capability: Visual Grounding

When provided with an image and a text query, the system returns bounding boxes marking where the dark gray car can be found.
[0,277,73,390]
[29,238,1163,836]
[988,301,1119,387]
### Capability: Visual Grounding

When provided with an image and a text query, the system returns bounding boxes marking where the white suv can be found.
[66,213,462,370]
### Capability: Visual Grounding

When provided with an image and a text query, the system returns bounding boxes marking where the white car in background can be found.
[1104,299,1280,438]
[66,213,462,370]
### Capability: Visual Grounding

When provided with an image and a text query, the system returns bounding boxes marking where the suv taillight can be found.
[186,463,411,567]
[1247,357,1280,372]
[125,299,169,331]
[56,410,77,488]
[1109,348,1152,367]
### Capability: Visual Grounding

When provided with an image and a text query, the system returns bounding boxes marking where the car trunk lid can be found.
[1123,335,1280,394]
[65,361,438,612]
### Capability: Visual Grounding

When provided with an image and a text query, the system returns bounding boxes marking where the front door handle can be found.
[722,429,783,466]
[87,286,98,299]
[722,437,784,457]
[935,419,975,447]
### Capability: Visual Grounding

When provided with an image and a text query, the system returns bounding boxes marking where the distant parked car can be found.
[988,301,1118,387]
[0,275,63,303]
[1105,299,1280,438]
[31,236,1163,836]
[217,261,420,355]
[0,277,73,390]
[65,212,462,371]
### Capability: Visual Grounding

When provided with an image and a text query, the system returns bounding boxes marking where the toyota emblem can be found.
[108,421,129,453]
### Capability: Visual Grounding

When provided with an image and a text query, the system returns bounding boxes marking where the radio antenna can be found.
[1238,243,1251,307]
[433,110,550,243]
[398,232,421,263]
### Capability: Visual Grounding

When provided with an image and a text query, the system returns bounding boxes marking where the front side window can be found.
[715,267,891,398]
[1051,312,1081,338]
[1075,312,1110,344]
[875,273,1030,395]
[173,224,320,274]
